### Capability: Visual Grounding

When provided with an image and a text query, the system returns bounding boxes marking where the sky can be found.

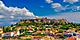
[0,0,80,26]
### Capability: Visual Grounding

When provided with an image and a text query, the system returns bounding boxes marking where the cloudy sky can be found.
[0,0,80,26]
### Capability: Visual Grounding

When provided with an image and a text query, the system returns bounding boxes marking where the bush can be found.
[25,38,32,40]
[58,29,63,33]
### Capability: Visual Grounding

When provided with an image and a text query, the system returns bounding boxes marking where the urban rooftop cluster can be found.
[0,17,80,40]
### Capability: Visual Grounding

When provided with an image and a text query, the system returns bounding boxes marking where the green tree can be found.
[41,26,46,30]
[25,38,31,40]
[58,29,63,33]
[25,31,32,36]
[37,33,47,36]
[60,25,69,30]
[12,27,17,31]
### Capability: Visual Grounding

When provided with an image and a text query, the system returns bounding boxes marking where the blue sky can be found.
[0,0,80,26]
[2,0,56,16]
[1,0,80,16]
[1,0,79,16]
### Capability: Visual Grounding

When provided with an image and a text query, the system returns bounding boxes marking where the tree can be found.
[3,27,7,32]
[37,33,47,36]
[3,27,12,32]
[12,27,17,31]
[25,38,31,40]
[40,26,46,30]
[60,25,69,30]
[58,29,63,33]
[19,29,25,33]
[33,27,38,32]
[25,31,32,36]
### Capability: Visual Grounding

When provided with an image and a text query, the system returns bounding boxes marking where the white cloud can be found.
[51,3,62,8]
[67,6,80,11]
[10,16,15,19]
[51,12,80,23]
[77,6,80,10]
[63,0,78,4]
[0,15,4,18]
[0,1,35,17]
[51,3,66,12]
[0,1,35,25]
[10,22,17,24]
[45,0,53,3]
[40,6,44,8]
